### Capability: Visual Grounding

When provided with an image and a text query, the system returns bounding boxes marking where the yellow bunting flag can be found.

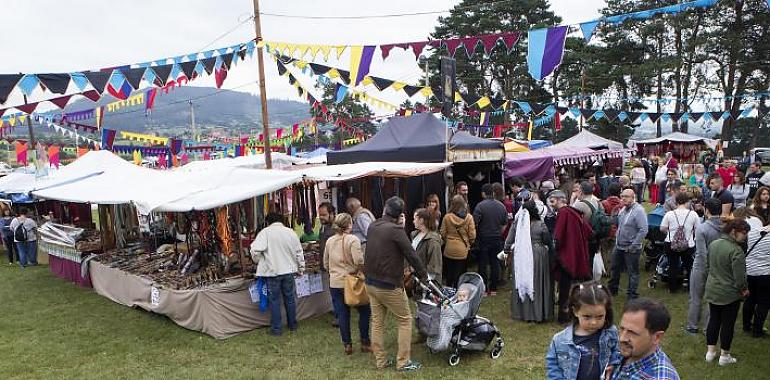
[476,96,491,109]
[335,45,346,60]
[527,118,534,140]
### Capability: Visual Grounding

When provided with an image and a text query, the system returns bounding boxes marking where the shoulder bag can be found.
[342,235,369,306]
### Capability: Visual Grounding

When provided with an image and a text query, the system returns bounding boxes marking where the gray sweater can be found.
[693,217,723,274]
[614,203,648,251]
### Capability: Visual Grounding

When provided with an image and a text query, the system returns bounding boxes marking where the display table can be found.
[88,262,333,339]
[39,240,92,288]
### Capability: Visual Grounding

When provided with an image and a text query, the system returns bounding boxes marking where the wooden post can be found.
[252,0,272,169]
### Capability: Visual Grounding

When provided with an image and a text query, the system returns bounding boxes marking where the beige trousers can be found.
[366,284,412,369]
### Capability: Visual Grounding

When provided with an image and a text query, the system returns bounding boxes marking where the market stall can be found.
[549,129,632,177]
[628,132,718,178]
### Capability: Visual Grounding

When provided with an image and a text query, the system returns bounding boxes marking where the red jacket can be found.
[601,196,623,238]
[554,206,593,280]
[717,166,737,188]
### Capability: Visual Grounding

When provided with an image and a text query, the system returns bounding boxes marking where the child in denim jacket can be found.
[546,281,622,379]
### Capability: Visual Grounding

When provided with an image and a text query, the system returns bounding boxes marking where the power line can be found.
[259,0,516,20]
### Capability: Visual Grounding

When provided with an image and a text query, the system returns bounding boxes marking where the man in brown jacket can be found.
[364,196,427,372]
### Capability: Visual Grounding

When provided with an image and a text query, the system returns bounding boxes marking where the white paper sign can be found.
[249,281,260,304]
[150,286,160,306]
[295,274,311,298]
[308,273,324,294]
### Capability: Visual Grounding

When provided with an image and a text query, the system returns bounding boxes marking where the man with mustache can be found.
[611,298,679,380]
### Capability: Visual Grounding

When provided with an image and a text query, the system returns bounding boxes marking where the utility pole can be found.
[22,94,37,163]
[579,67,586,131]
[252,0,272,168]
[189,100,196,142]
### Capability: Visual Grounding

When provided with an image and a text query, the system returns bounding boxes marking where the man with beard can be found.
[747,162,765,199]
[318,202,338,327]
[611,298,679,380]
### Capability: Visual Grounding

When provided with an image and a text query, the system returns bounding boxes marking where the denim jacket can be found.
[546,325,622,380]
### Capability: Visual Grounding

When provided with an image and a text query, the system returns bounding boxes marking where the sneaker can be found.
[719,354,737,366]
[378,357,396,369]
[397,360,422,372]
[685,327,700,336]
[705,351,718,363]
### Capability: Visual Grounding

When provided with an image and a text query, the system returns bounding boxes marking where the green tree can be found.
[310,83,376,148]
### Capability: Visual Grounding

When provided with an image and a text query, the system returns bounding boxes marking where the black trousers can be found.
[707,301,741,351]
[476,237,502,291]
[3,235,15,264]
[743,275,770,336]
[666,245,694,292]
[443,256,467,289]
[557,268,576,324]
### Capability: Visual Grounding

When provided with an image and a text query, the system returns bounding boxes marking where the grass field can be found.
[0,261,768,380]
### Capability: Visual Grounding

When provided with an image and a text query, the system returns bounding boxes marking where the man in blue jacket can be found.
[609,189,648,299]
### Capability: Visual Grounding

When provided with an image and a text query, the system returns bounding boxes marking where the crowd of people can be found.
[245,151,770,377]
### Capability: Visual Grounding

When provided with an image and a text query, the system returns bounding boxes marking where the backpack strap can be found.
[747,232,769,258]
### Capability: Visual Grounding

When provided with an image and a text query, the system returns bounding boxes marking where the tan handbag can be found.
[342,235,369,306]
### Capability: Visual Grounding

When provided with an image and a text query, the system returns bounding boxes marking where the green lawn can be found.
[0,262,768,380]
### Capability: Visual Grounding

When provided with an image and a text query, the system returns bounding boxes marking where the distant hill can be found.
[64,87,310,133]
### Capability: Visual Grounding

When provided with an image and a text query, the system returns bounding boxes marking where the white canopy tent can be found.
[30,152,449,214]
[627,131,718,150]
[300,162,451,182]
[0,151,136,197]
[177,152,304,172]
[552,130,625,150]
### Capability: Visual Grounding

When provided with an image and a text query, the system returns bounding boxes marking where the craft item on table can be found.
[216,207,232,256]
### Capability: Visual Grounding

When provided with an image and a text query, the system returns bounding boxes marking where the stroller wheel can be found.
[448,353,460,366]
[490,345,503,359]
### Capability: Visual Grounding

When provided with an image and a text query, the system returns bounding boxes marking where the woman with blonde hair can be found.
[323,213,370,355]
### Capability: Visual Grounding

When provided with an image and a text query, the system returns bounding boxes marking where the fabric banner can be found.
[15,141,27,166]
[101,128,116,150]
[48,145,60,168]
[106,92,144,112]
[349,45,375,87]
[527,26,568,80]
[119,131,169,145]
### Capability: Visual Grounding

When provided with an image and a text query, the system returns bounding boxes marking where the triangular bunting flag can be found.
[201,57,217,75]
[16,102,39,114]
[617,111,629,122]
[689,112,702,122]
[50,95,73,109]
[83,71,111,94]
[569,107,580,118]
[151,64,173,86]
[82,90,101,102]
[403,85,422,97]
[531,103,549,115]
[221,53,235,70]
[37,73,71,94]
[579,21,601,42]
[70,72,89,91]
[0,74,23,104]
[603,109,619,121]
[179,61,197,80]
[371,77,395,91]
[120,67,147,90]
[443,39,463,57]
[17,75,40,96]
[580,109,595,120]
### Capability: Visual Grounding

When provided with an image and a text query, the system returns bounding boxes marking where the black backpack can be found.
[14,223,28,242]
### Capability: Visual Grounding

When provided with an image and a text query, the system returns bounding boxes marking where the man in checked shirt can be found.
[610,298,680,380]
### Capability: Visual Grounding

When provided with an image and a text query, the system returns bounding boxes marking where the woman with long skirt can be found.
[504,200,554,322]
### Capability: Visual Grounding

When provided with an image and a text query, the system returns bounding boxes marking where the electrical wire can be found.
[259,0,516,20]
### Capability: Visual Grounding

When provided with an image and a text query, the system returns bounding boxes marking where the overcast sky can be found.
[1,0,606,115]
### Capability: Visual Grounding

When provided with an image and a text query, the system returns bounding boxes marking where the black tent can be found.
[450,131,503,150]
[327,113,502,165]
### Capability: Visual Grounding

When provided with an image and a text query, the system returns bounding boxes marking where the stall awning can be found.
[300,162,451,182]
[628,132,717,150]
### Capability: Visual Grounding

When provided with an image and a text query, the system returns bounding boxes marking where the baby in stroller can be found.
[416,272,504,366]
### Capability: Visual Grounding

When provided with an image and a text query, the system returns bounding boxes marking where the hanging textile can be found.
[15,142,27,166]
[216,207,232,257]
[527,26,569,80]
[48,145,60,168]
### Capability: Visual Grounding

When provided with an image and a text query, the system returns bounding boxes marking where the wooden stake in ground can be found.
[252,0,272,169]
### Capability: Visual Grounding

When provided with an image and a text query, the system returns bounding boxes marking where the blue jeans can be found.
[266,274,298,334]
[609,247,641,298]
[330,287,371,345]
[16,240,37,267]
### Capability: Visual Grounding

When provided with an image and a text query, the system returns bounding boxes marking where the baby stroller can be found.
[415,272,504,366]
[645,205,669,288]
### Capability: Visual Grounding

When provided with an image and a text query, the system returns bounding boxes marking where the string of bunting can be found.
[262,0,718,82]
[0,40,256,107]
[276,53,763,127]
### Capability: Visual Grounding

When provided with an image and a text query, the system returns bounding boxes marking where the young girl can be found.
[546,281,622,380]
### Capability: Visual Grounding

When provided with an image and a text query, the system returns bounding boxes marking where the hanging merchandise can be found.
[15,141,27,166]
[48,145,60,168]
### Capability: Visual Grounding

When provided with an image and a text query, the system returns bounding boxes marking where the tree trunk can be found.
[720,1,744,144]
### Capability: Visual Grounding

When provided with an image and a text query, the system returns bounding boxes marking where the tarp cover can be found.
[628,131,717,149]
[327,113,446,164]
[552,130,624,150]
[449,131,503,150]
[178,152,304,172]
[89,262,332,339]
[301,161,451,182]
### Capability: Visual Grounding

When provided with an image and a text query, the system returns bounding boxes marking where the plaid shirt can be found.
[611,348,679,380]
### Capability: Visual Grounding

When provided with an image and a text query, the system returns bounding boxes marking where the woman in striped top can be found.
[743,225,770,338]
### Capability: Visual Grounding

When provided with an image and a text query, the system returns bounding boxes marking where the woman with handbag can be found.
[323,213,371,355]
[440,195,476,288]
